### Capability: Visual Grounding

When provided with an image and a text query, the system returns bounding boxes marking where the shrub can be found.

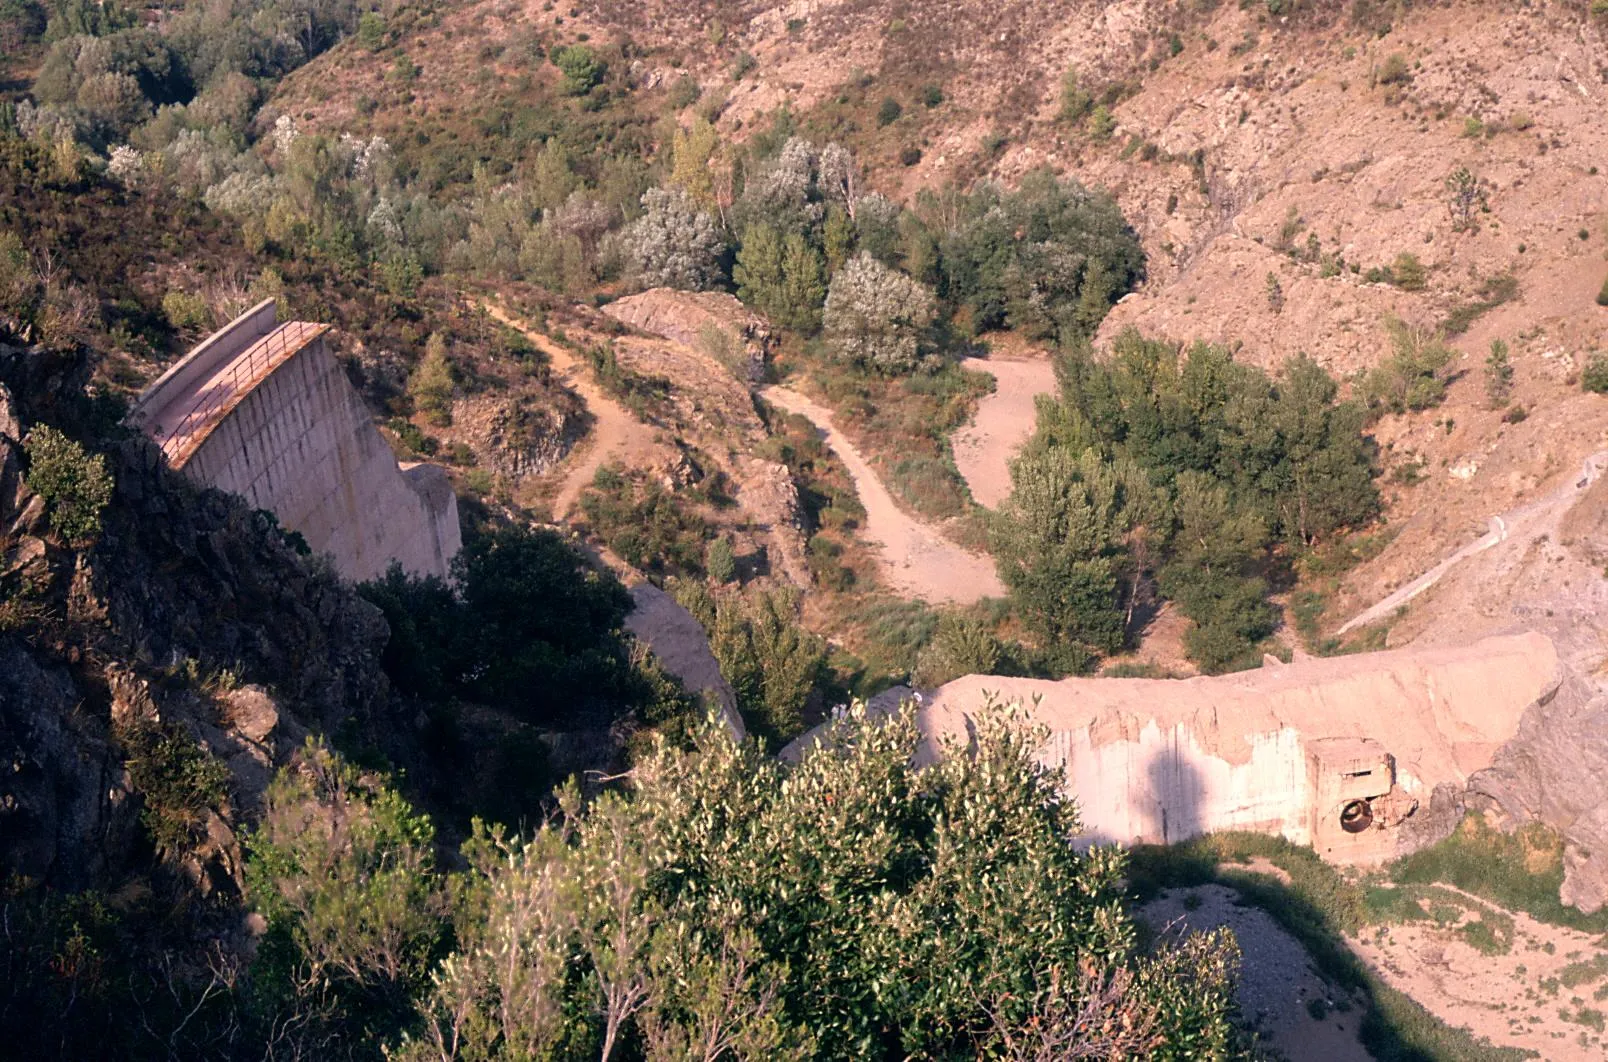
[1582,354,1608,394]
[24,425,113,543]
[920,83,943,108]
[705,536,736,584]
[730,50,757,80]
[1484,339,1513,408]
[550,44,604,95]
[876,96,902,127]
[120,719,229,857]
[408,334,455,426]
[898,145,922,166]
[0,229,36,320]
[161,289,210,335]
[1391,252,1426,291]
[1378,52,1412,85]
[1059,68,1093,122]
[1363,318,1453,414]
[1088,104,1116,141]
[708,587,825,745]
[1597,272,1608,307]
[356,11,386,50]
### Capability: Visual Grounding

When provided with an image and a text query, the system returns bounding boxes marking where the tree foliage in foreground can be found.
[249,705,1241,1061]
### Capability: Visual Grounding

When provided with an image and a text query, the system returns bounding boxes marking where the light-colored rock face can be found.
[796,632,1560,863]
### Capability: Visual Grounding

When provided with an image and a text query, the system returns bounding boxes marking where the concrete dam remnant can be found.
[786,632,1561,864]
[131,299,460,582]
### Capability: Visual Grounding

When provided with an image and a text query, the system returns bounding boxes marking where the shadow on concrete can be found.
[1148,741,1206,845]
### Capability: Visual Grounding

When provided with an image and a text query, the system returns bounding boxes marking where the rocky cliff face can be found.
[0,338,398,894]
[1468,671,1608,913]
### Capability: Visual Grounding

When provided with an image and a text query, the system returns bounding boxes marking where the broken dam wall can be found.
[132,300,460,583]
[787,632,1563,865]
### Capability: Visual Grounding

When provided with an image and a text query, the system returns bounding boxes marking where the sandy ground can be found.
[1142,884,1374,1061]
[761,386,1005,605]
[1351,892,1608,1059]
[951,353,1058,509]
[481,301,663,518]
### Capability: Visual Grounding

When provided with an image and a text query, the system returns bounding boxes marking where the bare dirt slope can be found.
[762,386,1004,605]
[480,301,665,517]
[951,350,1057,509]
[1339,451,1608,635]
[1351,894,1608,1059]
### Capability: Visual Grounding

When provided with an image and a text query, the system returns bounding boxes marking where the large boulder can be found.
[1467,671,1608,913]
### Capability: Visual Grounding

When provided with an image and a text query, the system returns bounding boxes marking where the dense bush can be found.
[707,586,826,745]
[249,705,1240,1060]
[358,523,640,725]
[932,169,1144,341]
[23,423,113,542]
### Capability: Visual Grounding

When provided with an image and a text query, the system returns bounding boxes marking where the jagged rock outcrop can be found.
[452,392,587,480]
[1467,670,1608,913]
[0,340,399,892]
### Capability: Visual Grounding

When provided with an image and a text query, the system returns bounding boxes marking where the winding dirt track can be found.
[951,355,1058,509]
[1337,451,1608,634]
[480,301,659,517]
[761,386,1004,605]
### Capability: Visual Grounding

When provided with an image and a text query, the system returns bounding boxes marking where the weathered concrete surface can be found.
[131,301,460,582]
[788,633,1560,863]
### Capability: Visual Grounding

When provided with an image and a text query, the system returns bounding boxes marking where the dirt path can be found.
[480,301,660,518]
[761,386,1004,605]
[951,354,1058,509]
[1338,451,1608,634]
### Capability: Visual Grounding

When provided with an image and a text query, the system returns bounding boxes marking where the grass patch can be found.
[1389,815,1608,934]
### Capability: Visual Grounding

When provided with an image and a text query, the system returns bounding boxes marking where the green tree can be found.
[408,333,455,426]
[709,587,824,745]
[822,252,935,373]
[991,446,1154,657]
[550,44,604,95]
[23,425,113,543]
[1485,339,1514,408]
[1363,317,1453,414]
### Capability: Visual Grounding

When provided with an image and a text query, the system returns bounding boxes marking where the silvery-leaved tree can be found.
[623,187,727,291]
[822,252,936,374]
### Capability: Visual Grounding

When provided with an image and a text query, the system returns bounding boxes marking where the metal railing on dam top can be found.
[148,321,327,468]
